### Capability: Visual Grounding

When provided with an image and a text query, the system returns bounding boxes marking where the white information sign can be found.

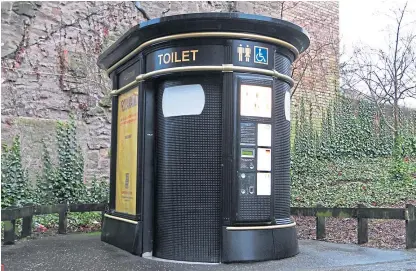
[257,147,271,171]
[257,123,272,147]
[257,172,271,195]
[240,85,272,118]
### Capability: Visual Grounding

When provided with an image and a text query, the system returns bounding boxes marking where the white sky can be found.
[340,0,416,108]
[340,0,416,55]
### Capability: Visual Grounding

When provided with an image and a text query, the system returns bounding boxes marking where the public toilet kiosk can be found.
[97,13,309,263]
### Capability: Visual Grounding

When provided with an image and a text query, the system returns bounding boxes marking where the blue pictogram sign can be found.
[254,46,268,65]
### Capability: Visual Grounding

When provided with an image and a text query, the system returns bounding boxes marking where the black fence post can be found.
[3,220,16,245]
[21,216,33,238]
[21,203,34,238]
[58,204,68,234]
[316,204,326,240]
[406,204,416,249]
[357,204,368,244]
[101,208,105,224]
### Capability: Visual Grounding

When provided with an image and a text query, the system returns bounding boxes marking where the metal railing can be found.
[1,203,107,245]
[2,203,415,249]
[291,203,416,249]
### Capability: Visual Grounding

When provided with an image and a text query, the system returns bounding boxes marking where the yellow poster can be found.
[115,87,138,215]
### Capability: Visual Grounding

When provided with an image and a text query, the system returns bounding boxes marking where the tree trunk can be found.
[393,99,399,140]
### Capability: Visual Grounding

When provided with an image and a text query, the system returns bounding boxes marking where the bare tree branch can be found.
[341,1,415,136]
[279,1,299,19]
[133,1,150,20]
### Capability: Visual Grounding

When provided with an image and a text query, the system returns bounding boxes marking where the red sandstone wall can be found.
[1,1,339,180]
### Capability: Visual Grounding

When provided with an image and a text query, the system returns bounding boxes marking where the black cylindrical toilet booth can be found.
[98,13,309,263]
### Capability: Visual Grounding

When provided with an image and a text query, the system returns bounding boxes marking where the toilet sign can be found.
[254,46,268,65]
[232,41,272,68]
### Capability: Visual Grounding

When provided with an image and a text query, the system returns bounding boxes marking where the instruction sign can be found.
[115,87,139,215]
[257,123,272,147]
[257,172,271,196]
[240,84,272,118]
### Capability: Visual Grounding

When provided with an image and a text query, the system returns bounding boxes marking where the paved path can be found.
[1,234,416,271]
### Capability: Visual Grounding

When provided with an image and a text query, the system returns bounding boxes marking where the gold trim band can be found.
[106,32,299,74]
[115,81,139,96]
[104,214,138,224]
[111,64,294,96]
[226,222,296,231]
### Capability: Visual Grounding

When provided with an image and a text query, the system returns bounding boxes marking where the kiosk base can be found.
[101,214,298,263]
[101,215,142,255]
[221,225,299,263]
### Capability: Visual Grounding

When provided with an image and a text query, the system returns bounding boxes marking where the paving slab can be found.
[1,234,416,271]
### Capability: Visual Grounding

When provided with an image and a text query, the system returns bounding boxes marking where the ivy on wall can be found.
[2,98,415,209]
[1,136,33,207]
[291,96,416,207]
[53,118,86,203]
[294,96,397,160]
[1,116,108,208]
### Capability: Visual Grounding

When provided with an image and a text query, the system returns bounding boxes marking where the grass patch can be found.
[81,231,101,236]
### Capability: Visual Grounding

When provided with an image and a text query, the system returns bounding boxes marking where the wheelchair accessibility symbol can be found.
[254,46,268,65]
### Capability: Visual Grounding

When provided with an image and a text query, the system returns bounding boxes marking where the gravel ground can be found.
[294,200,416,249]
[295,216,407,249]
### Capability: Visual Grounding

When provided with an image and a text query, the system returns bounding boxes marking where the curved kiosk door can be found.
[97,13,310,263]
[155,76,222,262]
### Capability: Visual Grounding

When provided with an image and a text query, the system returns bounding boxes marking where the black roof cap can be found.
[97,12,310,70]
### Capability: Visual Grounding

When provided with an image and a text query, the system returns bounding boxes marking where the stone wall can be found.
[1,1,339,182]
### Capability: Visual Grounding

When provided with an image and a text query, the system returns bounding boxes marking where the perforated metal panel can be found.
[273,53,292,222]
[274,52,292,76]
[238,197,271,221]
[154,76,222,263]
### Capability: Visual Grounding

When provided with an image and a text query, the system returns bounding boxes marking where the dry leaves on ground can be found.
[294,200,416,249]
